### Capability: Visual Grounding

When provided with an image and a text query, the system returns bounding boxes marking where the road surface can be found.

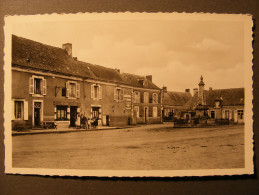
[12,124,244,170]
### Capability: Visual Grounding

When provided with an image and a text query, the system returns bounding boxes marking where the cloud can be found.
[189,38,230,52]
[135,61,244,92]
[75,35,176,72]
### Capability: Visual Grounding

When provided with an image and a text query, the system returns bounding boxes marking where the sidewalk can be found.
[12,123,174,136]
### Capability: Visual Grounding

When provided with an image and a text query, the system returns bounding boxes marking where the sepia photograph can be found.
[4,13,253,177]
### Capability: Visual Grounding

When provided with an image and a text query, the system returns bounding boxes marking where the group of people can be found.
[75,114,99,129]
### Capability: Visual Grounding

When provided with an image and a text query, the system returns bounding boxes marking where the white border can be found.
[4,12,254,177]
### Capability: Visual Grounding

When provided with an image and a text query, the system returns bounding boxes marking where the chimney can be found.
[185,89,190,93]
[162,86,167,93]
[62,43,72,57]
[209,87,213,90]
[115,68,120,73]
[146,75,152,82]
[193,88,198,96]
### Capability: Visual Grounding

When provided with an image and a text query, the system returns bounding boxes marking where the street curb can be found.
[12,127,121,136]
[11,124,173,136]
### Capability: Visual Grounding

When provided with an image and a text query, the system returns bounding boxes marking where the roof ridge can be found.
[12,34,65,52]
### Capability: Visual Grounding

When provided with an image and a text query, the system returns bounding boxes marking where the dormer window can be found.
[215,99,222,108]
[29,75,46,96]
[138,79,145,86]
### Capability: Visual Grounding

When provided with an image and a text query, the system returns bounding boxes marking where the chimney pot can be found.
[185,89,190,93]
[62,43,72,57]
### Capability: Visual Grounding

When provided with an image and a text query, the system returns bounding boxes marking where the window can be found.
[225,110,230,119]
[56,106,68,120]
[134,91,140,103]
[12,100,28,120]
[238,110,244,119]
[153,107,158,117]
[144,92,149,103]
[134,106,139,118]
[15,101,23,119]
[62,88,66,97]
[153,93,158,104]
[210,110,215,119]
[91,84,102,100]
[66,81,80,98]
[29,76,46,95]
[114,87,124,101]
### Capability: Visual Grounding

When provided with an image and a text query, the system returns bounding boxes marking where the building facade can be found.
[11,35,161,130]
[183,76,245,124]
[161,87,192,122]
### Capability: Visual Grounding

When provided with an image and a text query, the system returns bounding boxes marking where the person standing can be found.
[75,114,81,129]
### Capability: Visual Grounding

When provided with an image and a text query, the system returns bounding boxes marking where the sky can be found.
[11,14,245,92]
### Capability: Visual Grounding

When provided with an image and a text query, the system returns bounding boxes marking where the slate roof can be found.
[121,73,160,90]
[163,91,192,107]
[184,88,244,110]
[12,35,160,90]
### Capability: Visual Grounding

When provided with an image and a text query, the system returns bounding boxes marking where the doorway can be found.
[106,115,110,126]
[70,106,77,127]
[144,107,148,123]
[33,101,42,127]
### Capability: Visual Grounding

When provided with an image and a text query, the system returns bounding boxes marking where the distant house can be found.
[11,35,161,130]
[183,76,244,124]
[161,87,192,122]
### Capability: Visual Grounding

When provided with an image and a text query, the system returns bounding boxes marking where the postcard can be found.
[4,13,254,177]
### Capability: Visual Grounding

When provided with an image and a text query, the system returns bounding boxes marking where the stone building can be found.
[183,76,245,124]
[161,87,192,122]
[11,35,161,130]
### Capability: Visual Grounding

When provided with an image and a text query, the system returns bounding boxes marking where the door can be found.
[70,106,77,127]
[225,110,230,119]
[34,108,41,127]
[144,107,148,123]
[106,115,110,126]
[34,102,42,127]
[91,107,100,126]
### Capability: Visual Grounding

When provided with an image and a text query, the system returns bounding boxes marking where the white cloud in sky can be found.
[12,17,245,91]
[189,38,230,52]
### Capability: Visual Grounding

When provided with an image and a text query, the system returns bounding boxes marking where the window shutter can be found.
[140,92,144,103]
[11,100,15,120]
[91,84,94,99]
[66,82,70,97]
[222,110,225,119]
[43,79,47,95]
[114,88,118,101]
[29,77,34,94]
[24,101,28,120]
[76,83,80,98]
[120,89,124,100]
[99,85,102,100]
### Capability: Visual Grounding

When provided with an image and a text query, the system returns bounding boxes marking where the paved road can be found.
[12,124,244,170]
